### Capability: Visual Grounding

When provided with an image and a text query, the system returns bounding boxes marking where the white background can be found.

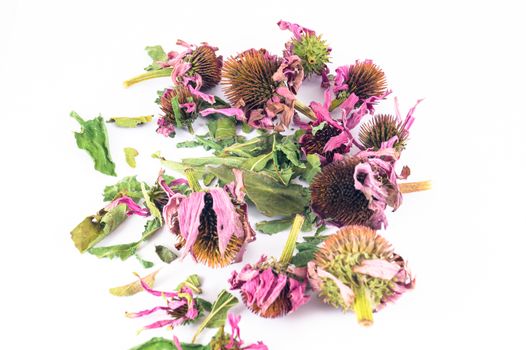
[1,0,525,349]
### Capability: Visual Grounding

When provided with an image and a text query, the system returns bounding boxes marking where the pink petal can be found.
[260,272,288,313]
[201,107,246,122]
[353,259,401,280]
[125,306,170,318]
[228,313,241,341]
[276,86,296,100]
[188,85,215,104]
[142,318,177,330]
[162,193,186,234]
[105,196,150,217]
[177,192,206,257]
[209,188,242,256]
[277,20,315,40]
[323,132,350,153]
[287,278,310,313]
[180,102,196,113]
[173,336,183,350]
[136,275,179,298]
[317,267,354,307]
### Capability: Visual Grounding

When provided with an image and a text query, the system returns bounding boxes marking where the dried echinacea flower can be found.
[229,215,310,318]
[156,85,201,136]
[332,59,388,111]
[201,48,304,131]
[359,98,423,151]
[162,168,256,268]
[124,40,222,91]
[125,274,202,332]
[308,225,414,326]
[277,20,331,87]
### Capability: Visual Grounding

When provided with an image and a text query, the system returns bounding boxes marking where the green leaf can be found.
[88,241,139,260]
[208,167,310,217]
[103,176,144,202]
[136,254,154,268]
[195,298,213,312]
[301,154,322,183]
[130,337,175,350]
[108,115,152,127]
[109,269,160,297]
[192,290,238,342]
[71,111,117,176]
[177,274,202,294]
[275,135,303,167]
[241,152,273,172]
[141,183,162,223]
[214,117,237,140]
[171,98,183,128]
[255,217,294,234]
[141,218,162,240]
[70,204,127,253]
[155,245,178,264]
[124,147,139,168]
[291,234,329,267]
[144,45,168,71]
[312,121,327,135]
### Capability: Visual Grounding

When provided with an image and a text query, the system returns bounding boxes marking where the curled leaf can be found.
[108,115,153,128]
[109,269,160,297]
[124,147,139,168]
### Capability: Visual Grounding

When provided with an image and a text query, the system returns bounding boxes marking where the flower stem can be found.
[123,68,172,88]
[399,180,432,194]
[353,284,374,326]
[294,100,317,121]
[279,214,304,265]
[184,168,202,192]
[329,96,345,112]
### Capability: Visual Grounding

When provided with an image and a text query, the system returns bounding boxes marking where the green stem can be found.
[279,214,304,265]
[329,96,345,112]
[123,68,172,88]
[184,168,202,192]
[294,100,317,121]
[353,284,374,326]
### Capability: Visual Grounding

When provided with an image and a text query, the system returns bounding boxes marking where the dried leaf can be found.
[109,269,160,297]
[108,115,152,128]
[124,147,139,168]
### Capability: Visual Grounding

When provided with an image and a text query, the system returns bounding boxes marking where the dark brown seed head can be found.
[310,157,373,227]
[190,193,243,268]
[300,123,346,163]
[359,114,407,151]
[340,61,387,101]
[160,85,195,123]
[222,49,281,111]
[186,45,222,89]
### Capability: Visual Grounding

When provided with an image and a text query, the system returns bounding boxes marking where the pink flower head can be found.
[277,20,332,87]
[125,276,200,332]
[229,255,310,318]
[299,89,378,164]
[162,169,256,267]
[202,49,304,132]
[333,60,388,113]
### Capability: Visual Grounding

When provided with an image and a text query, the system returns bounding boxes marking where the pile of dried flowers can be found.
[70,20,430,349]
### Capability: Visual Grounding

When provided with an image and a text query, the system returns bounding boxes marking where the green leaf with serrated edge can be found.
[141,183,162,223]
[144,45,168,71]
[275,135,303,167]
[155,245,178,263]
[136,254,154,268]
[88,241,139,260]
[291,234,330,267]
[208,167,310,217]
[71,111,116,176]
[177,274,202,294]
[109,269,160,297]
[129,337,176,350]
[192,290,238,343]
[108,115,152,128]
[141,218,162,240]
[70,204,127,253]
[124,147,139,168]
[103,176,144,202]
[256,217,294,234]
[300,154,322,183]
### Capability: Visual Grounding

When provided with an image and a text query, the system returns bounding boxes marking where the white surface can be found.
[1,0,524,349]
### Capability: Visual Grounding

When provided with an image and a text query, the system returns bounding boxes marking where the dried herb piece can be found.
[108,115,152,128]
[109,270,160,297]
[124,147,139,168]
[192,290,238,342]
[155,245,178,264]
[71,111,116,176]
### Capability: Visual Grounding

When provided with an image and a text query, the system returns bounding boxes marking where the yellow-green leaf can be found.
[124,147,139,168]
[109,269,160,297]
[108,115,152,128]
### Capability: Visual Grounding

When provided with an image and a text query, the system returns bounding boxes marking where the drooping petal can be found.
[288,278,310,313]
[353,259,401,280]
[177,192,206,257]
[201,107,246,122]
[276,86,296,100]
[209,188,242,256]
[187,85,215,104]
[125,306,170,318]
[323,132,351,153]
[316,267,355,307]
[105,196,150,217]
[259,272,287,313]
[277,20,315,40]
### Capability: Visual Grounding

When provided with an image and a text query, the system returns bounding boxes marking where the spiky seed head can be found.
[313,225,395,311]
[291,34,330,76]
[177,193,243,268]
[159,85,196,124]
[186,45,222,89]
[340,61,387,101]
[359,114,408,151]
[300,123,346,162]
[222,49,281,111]
[310,157,374,227]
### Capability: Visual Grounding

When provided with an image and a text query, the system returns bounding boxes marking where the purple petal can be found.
[173,336,183,350]
[228,313,241,342]
[209,188,243,256]
[353,259,401,280]
[105,196,150,217]
[177,192,206,257]
[276,86,296,100]
[180,102,196,113]
[287,278,310,313]
[141,318,177,331]
[260,272,288,313]
[136,275,179,298]
[323,132,350,153]
[277,20,315,40]
[162,193,186,234]
[125,306,170,318]
[188,85,215,104]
